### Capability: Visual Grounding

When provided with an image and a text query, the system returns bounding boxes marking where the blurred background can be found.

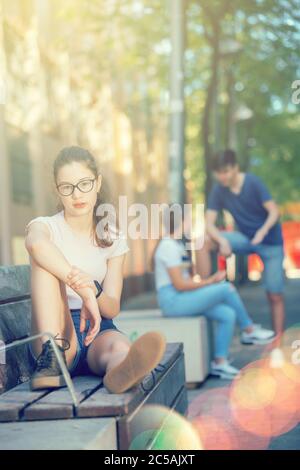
[1,0,300,301]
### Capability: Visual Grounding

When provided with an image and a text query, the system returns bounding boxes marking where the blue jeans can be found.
[221,231,285,294]
[29,310,122,377]
[157,281,253,359]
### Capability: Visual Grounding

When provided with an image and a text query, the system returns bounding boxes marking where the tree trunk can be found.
[201,28,220,199]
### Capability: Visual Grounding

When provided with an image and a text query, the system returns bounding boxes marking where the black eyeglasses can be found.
[56,178,96,196]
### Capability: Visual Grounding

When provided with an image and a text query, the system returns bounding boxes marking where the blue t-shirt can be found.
[207,173,283,245]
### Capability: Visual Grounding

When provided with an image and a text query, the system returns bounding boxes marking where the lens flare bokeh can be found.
[129,405,203,450]
[189,387,271,450]
[188,327,300,450]
[230,348,300,439]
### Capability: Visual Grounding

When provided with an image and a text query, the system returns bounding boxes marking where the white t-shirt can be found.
[25,210,130,309]
[154,237,192,291]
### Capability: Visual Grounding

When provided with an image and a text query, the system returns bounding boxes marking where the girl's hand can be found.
[210,270,227,284]
[79,289,101,346]
[67,265,97,295]
[66,267,101,346]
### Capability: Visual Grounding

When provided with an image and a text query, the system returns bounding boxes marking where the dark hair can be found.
[149,203,185,272]
[212,149,237,171]
[53,145,115,248]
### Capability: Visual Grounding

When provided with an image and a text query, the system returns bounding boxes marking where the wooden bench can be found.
[0,266,187,450]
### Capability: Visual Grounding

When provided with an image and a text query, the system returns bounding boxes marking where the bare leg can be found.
[86,330,131,376]
[30,258,78,368]
[267,292,285,338]
[87,330,166,393]
[194,235,218,279]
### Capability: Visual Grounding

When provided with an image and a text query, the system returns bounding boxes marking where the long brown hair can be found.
[53,145,116,248]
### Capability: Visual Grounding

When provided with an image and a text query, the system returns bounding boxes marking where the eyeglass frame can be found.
[56,177,97,196]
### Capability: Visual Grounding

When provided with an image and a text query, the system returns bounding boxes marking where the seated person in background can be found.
[152,204,274,380]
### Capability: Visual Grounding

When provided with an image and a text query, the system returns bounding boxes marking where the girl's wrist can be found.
[78,286,96,300]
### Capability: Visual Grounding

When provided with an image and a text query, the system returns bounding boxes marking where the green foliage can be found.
[186,0,300,205]
[6,0,299,205]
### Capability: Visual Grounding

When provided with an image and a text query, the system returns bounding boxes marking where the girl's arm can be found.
[26,221,101,346]
[95,253,127,319]
[66,253,127,320]
[25,221,94,301]
[167,265,226,291]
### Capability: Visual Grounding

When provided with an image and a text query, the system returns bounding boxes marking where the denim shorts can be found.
[29,310,122,377]
[221,231,285,294]
[69,309,122,376]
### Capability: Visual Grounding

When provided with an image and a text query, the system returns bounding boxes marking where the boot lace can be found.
[35,335,70,372]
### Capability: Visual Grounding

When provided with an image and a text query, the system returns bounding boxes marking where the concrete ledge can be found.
[0,417,117,450]
[115,309,210,384]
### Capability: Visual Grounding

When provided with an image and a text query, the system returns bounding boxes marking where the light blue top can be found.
[154,237,192,291]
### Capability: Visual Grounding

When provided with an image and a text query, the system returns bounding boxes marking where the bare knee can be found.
[110,339,131,355]
[31,261,67,306]
[87,335,130,375]
[31,261,62,297]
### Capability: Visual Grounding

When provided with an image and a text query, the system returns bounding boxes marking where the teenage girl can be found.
[25,146,166,393]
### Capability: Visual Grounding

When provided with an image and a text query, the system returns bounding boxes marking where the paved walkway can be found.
[122,278,300,450]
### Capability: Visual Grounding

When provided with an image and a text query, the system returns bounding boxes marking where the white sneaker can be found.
[210,360,240,380]
[241,325,275,345]
[269,347,285,368]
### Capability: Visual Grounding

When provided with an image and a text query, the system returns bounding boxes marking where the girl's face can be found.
[56,162,102,217]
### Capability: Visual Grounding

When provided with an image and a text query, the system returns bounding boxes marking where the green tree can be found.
[186,0,300,203]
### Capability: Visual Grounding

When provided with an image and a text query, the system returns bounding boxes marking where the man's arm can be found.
[205,210,232,257]
[206,210,223,244]
[251,200,280,245]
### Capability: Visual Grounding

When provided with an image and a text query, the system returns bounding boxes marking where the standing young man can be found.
[196,149,285,337]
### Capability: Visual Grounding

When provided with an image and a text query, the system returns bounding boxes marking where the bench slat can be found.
[0,344,183,421]
[24,376,102,420]
[77,343,183,418]
[0,381,50,422]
